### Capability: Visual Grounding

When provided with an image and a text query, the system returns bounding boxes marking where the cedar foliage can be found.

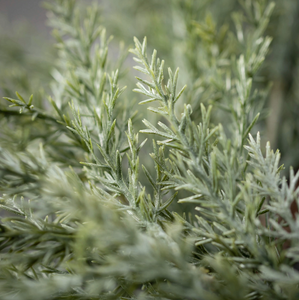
[0,1,299,299]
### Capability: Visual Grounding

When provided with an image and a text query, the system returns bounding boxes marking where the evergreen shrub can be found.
[0,1,299,299]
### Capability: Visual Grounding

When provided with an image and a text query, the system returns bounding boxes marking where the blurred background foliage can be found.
[0,0,299,172]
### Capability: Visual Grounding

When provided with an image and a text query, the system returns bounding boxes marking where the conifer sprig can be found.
[1,0,299,299]
[130,2,299,297]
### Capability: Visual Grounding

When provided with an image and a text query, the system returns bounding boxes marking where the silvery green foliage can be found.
[0,0,299,299]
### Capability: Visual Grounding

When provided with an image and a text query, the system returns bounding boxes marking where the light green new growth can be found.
[0,0,299,299]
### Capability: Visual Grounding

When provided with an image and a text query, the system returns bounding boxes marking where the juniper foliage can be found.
[0,1,299,299]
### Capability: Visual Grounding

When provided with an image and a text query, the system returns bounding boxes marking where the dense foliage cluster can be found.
[0,0,299,299]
